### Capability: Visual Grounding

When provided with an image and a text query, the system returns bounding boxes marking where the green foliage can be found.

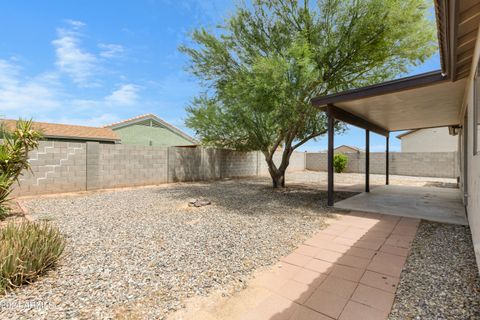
[0,221,65,294]
[181,0,436,187]
[0,119,42,218]
[334,153,348,173]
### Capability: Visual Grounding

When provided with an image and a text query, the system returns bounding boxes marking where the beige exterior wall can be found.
[400,127,458,152]
[459,27,480,271]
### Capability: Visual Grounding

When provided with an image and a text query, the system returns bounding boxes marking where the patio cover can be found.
[312,71,467,207]
[312,71,467,132]
[311,0,478,209]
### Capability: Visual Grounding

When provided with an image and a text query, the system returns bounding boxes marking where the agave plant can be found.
[0,221,65,293]
[0,119,41,218]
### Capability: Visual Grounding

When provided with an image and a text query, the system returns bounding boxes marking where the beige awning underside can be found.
[332,78,467,132]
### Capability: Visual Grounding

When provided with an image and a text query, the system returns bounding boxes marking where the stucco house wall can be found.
[399,127,458,152]
[105,114,197,147]
[460,27,480,270]
[114,124,194,147]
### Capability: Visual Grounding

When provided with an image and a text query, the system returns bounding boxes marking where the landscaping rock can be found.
[389,221,480,320]
[0,177,353,320]
[187,199,211,207]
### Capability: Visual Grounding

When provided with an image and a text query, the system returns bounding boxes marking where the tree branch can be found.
[292,129,327,150]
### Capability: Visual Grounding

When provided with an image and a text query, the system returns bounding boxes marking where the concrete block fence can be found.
[16,141,87,196]
[13,141,307,196]
[305,152,458,178]
[12,141,456,197]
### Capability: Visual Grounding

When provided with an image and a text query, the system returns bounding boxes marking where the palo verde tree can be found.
[181,0,436,188]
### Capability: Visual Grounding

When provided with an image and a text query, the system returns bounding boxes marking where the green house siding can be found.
[114,124,194,146]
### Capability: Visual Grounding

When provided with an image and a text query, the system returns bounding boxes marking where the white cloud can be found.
[0,59,19,87]
[0,59,61,114]
[52,24,98,86]
[0,58,143,125]
[65,19,86,29]
[40,113,121,127]
[105,84,140,105]
[66,83,140,110]
[98,43,124,58]
[0,20,166,127]
[52,21,128,86]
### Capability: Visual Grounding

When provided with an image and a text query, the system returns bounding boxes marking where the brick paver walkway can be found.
[172,211,419,320]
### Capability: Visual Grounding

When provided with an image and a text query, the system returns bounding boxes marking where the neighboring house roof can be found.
[1,119,120,142]
[396,130,417,139]
[104,114,198,144]
[334,145,362,152]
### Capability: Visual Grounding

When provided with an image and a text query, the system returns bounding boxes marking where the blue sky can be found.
[0,0,440,152]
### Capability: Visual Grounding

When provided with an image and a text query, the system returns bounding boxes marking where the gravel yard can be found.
[288,170,457,188]
[1,177,353,319]
[389,221,480,319]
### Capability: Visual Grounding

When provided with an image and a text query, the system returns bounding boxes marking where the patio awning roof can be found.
[313,0,477,208]
[311,71,467,132]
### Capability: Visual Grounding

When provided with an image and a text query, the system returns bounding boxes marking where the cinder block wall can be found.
[168,147,222,182]
[222,150,259,178]
[12,143,457,197]
[306,152,458,178]
[14,141,86,196]
[93,144,169,189]
[168,148,305,183]
[12,143,306,196]
[257,151,307,175]
[306,152,328,172]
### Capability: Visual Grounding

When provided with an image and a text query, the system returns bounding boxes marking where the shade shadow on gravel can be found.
[389,221,480,319]
[1,178,356,320]
[156,177,355,214]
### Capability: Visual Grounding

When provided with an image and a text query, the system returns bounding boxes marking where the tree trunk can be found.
[264,149,290,188]
[271,169,286,188]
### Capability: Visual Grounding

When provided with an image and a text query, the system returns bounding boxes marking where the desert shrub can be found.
[0,221,65,293]
[333,153,348,173]
[0,119,41,219]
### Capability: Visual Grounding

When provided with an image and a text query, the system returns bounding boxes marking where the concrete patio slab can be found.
[334,185,467,225]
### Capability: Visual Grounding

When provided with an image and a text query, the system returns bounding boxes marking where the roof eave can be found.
[434,0,450,77]
[43,134,120,142]
[395,130,416,140]
[311,71,447,108]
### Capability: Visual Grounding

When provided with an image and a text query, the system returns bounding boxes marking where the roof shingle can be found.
[1,119,119,142]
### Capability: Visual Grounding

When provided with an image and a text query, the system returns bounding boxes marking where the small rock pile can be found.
[188,199,211,207]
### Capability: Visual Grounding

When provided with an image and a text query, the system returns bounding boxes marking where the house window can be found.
[475,63,480,155]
